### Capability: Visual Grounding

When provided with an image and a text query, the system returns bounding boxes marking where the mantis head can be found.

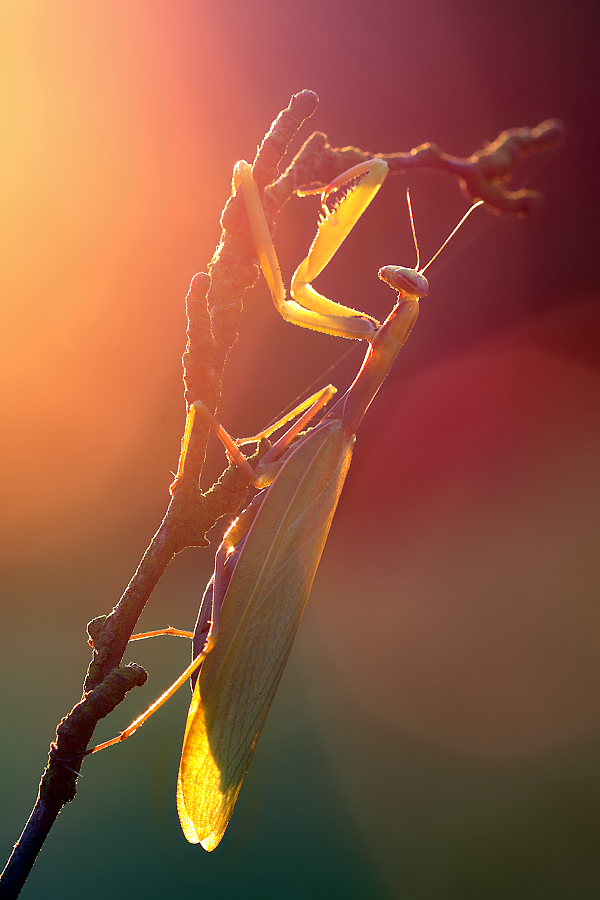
[378,266,429,298]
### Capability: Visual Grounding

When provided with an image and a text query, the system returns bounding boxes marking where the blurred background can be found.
[1,0,599,897]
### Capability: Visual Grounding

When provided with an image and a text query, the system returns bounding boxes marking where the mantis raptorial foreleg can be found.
[234,158,389,340]
[236,158,486,349]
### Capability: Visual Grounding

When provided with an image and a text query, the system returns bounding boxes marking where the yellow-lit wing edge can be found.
[177,421,354,850]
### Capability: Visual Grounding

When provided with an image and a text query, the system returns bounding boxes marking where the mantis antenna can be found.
[406,189,420,272]
[420,199,485,274]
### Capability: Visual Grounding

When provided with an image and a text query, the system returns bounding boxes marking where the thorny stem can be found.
[0,90,564,898]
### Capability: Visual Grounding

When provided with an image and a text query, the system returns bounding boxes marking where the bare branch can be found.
[0,90,564,898]
[268,118,565,215]
[0,92,319,897]
[0,666,147,900]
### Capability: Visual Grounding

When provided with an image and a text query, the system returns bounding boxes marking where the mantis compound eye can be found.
[378,266,429,298]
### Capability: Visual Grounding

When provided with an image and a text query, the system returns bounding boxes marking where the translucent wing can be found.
[177,420,354,850]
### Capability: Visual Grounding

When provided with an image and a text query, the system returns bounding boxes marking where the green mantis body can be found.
[93,156,481,850]
[176,159,437,849]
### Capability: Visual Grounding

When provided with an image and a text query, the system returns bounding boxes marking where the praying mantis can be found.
[91,155,484,850]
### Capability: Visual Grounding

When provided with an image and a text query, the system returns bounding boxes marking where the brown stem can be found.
[268,118,565,215]
[0,90,564,898]
[0,90,319,900]
[0,665,148,900]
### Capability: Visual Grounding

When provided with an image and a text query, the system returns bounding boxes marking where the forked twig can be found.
[0,89,564,899]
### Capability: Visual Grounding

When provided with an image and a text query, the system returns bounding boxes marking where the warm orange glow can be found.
[0,3,263,561]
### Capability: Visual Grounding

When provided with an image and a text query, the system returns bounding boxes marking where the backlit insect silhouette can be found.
[92,157,482,850]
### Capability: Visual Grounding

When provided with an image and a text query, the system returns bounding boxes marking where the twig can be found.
[0,90,564,898]
[268,118,564,214]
